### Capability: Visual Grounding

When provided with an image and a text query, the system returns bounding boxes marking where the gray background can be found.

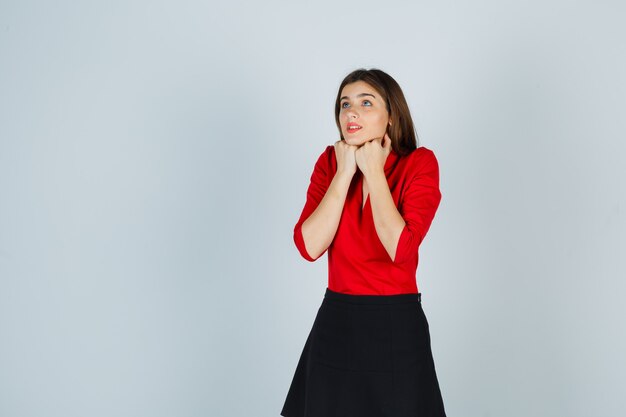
[1,1,625,416]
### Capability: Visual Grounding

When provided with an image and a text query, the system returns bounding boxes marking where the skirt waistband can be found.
[324,287,421,305]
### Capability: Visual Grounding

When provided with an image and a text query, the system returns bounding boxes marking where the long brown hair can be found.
[334,68,419,156]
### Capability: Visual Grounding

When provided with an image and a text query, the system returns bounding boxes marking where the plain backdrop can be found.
[1,1,625,416]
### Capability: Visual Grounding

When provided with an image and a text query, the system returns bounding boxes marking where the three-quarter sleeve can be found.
[293,146,332,261]
[393,150,442,264]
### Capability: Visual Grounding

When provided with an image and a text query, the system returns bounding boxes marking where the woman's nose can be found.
[346,108,359,118]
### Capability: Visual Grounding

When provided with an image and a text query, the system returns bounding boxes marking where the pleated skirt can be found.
[281,287,447,417]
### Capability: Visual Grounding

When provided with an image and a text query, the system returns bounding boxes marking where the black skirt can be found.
[281,287,447,417]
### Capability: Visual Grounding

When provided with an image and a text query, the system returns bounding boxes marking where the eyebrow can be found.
[340,93,376,101]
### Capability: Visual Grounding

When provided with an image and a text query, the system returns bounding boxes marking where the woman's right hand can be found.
[334,139,358,178]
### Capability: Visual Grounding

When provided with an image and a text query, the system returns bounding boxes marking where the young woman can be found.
[281,68,447,417]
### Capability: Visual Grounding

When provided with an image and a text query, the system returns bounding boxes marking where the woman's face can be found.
[339,80,390,147]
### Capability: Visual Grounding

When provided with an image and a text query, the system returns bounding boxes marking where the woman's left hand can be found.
[355,133,392,179]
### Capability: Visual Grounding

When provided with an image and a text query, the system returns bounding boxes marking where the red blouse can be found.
[293,144,442,295]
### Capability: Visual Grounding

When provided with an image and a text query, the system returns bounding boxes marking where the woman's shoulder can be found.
[405,145,438,164]
[310,144,337,173]
[407,144,436,157]
[322,144,336,161]
[403,146,439,178]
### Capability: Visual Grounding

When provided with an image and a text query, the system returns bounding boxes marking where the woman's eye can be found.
[341,100,371,109]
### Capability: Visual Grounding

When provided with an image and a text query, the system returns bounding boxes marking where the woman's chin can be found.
[345,136,366,146]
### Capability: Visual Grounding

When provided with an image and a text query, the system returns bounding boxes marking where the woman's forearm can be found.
[367,170,406,261]
[300,170,353,259]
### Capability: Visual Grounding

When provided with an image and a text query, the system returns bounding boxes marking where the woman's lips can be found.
[347,124,362,134]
